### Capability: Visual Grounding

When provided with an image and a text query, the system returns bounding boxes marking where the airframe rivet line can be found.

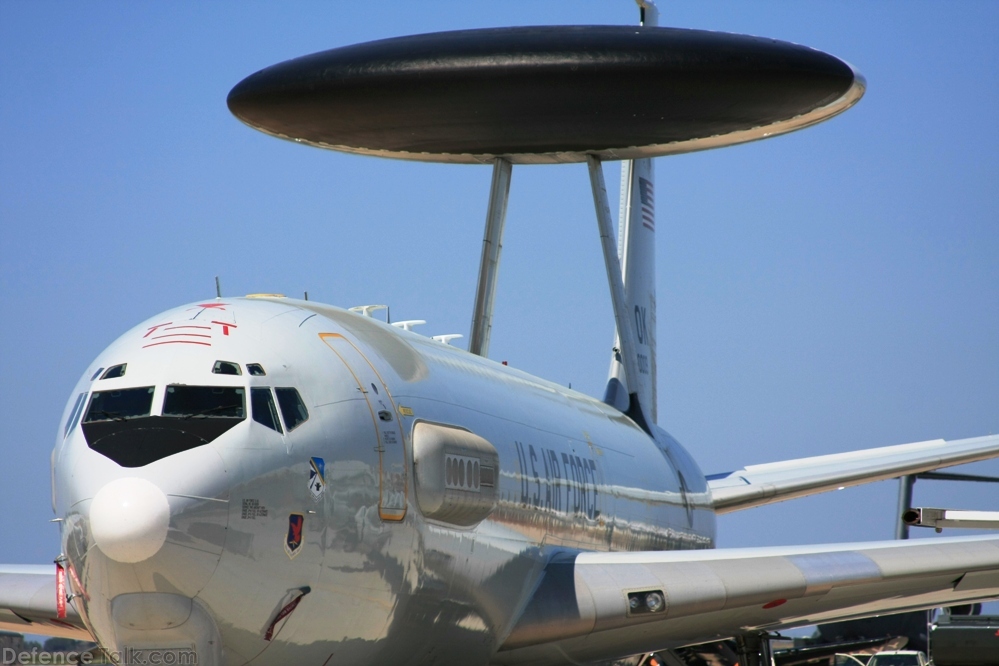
[469,157,513,357]
[587,155,642,407]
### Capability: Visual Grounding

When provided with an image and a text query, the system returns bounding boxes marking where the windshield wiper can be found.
[176,404,242,419]
[92,410,128,422]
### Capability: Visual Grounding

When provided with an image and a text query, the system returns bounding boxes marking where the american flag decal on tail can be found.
[638,177,655,231]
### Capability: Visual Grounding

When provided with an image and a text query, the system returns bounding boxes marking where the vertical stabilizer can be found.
[604,0,659,424]
[604,157,657,424]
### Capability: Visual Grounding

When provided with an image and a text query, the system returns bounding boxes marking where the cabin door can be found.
[320,333,407,521]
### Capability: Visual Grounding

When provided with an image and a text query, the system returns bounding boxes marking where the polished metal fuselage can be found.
[54,297,715,666]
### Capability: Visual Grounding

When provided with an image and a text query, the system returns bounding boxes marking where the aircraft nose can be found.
[89,477,171,563]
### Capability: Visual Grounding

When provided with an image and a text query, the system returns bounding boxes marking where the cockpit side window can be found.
[212,361,242,376]
[275,388,309,431]
[101,364,127,380]
[246,363,266,376]
[64,392,88,437]
[163,386,245,419]
[251,388,283,433]
[83,387,154,423]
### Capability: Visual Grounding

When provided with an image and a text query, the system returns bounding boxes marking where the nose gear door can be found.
[320,333,407,521]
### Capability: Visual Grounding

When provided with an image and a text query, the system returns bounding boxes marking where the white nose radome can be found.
[90,478,170,563]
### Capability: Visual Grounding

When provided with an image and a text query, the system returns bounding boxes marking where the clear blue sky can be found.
[1,1,997,574]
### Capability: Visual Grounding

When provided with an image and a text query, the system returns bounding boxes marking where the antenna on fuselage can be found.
[215,276,222,299]
[392,320,426,333]
[349,304,388,323]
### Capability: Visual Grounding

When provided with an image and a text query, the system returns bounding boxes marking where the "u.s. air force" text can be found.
[513,441,599,519]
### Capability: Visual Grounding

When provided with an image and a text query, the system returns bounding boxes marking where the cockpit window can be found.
[100,364,127,380]
[83,387,154,423]
[275,388,309,431]
[90,368,104,381]
[212,361,242,376]
[251,388,283,433]
[246,363,266,376]
[163,386,245,419]
[64,392,88,437]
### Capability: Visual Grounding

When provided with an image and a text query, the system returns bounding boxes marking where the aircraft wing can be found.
[0,565,91,640]
[496,536,999,665]
[708,434,999,513]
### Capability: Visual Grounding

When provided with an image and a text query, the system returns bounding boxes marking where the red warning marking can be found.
[55,563,66,619]
[212,320,238,336]
[142,340,212,348]
[196,303,228,309]
[66,563,89,602]
[151,333,211,340]
[165,325,211,331]
[762,599,787,609]
[143,322,173,338]
[264,590,309,641]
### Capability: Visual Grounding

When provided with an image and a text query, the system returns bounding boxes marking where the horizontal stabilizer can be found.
[709,434,999,514]
[904,507,999,531]
[497,536,999,663]
[0,565,91,640]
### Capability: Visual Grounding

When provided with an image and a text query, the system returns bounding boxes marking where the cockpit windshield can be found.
[163,386,245,419]
[83,387,155,423]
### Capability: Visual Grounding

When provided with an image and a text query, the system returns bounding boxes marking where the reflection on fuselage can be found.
[53,297,715,666]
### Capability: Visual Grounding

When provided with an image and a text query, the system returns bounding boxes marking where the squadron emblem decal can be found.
[308,457,326,502]
[285,513,305,560]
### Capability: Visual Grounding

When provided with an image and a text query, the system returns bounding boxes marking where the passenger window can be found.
[246,363,266,376]
[212,361,242,376]
[64,392,88,437]
[251,388,283,433]
[164,386,245,419]
[275,388,309,431]
[101,364,127,379]
[84,387,154,422]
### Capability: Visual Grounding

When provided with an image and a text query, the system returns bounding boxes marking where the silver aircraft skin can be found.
[54,296,713,666]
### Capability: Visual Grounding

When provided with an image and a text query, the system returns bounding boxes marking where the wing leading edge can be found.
[709,434,999,514]
[496,536,999,665]
[0,565,91,640]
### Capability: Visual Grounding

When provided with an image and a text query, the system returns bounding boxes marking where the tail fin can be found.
[603,157,657,424]
[603,1,659,425]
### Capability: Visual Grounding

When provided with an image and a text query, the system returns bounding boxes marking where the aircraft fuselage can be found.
[54,297,714,666]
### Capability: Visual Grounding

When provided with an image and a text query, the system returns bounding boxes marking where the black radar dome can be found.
[227,25,864,164]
